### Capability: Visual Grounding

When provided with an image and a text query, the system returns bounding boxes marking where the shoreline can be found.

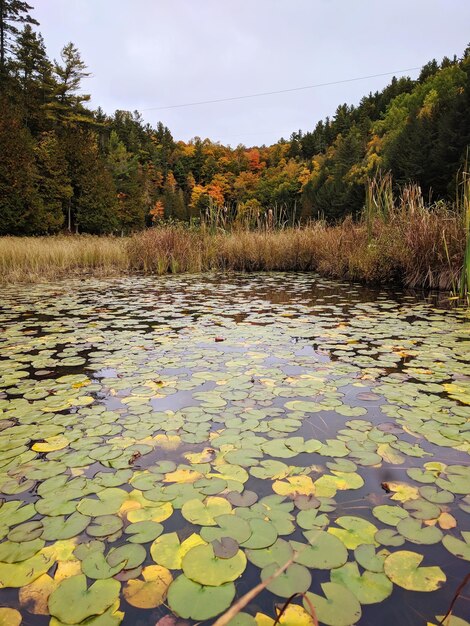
[0,217,465,296]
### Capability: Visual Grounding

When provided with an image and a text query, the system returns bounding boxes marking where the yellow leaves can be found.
[0,608,22,626]
[273,476,316,497]
[19,573,56,615]
[153,434,181,450]
[255,605,316,625]
[163,469,203,484]
[384,482,420,503]
[55,560,82,582]
[424,511,457,530]
[377,443,405,465]
[123,565,172,609]
[443,383,470,405]
[184,448,217,464]
[151,532,206,569]
[127,502,173,524]
[32,435,69,452]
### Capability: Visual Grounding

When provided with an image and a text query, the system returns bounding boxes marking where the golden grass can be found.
[0,235,128,282]
[0,208,466,292]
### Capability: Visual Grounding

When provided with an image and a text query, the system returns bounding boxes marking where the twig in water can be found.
[212,553,299,626]
[436,572,470,626]
[273,592,318,626]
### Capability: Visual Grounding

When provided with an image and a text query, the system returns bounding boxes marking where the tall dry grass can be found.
[0,235,128,282]
[0,179,467,292]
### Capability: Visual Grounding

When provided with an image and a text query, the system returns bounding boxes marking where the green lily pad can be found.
[396,517,443,545]
[8,520,43,542]
[167,574,235,620]
[331,561,392,604]
[375,528,405,547]
[328,516,378,549]
[77,488,127,517]
[260,562,311,597]
[182,543,246,585]
[42,512,90,541]
[295,530,348,569]
[48,574,120,624]
[383,550,446,591]
[181,497,232,526]
[125,521,163,544]
[442,532,470,561]
[239,518,277,550]
[246,538,294,568]
[0,537,45,563]
[354,544,387,572]
[151,532,206,569]
[87,515,123,539]
[304,582,362,626]
[200,514,251,544]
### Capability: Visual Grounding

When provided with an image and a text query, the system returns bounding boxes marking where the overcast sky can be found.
[31,0,470,147]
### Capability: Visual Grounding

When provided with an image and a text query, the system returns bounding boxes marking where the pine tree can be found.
[0,0,38,73]
[0,95,41,234]
[107,130,146,232]
[12,24,52,131]
[47,42,91,123]
[34,131,72,232]
[62,128,117,233]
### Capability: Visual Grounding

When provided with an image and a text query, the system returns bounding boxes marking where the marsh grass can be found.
[0,180,467,291]
[0,235,128,282]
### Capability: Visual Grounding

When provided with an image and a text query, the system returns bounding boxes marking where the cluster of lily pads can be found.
[0,275,469,626]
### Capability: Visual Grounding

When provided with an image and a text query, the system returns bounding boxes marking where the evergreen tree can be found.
[47,42,91,123]
[12,24,52,131]
[0,0,37,73]
[0,96,40,234]
[34,131,72,232]
[62,128,117,233]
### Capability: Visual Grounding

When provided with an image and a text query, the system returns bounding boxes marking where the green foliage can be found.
[1,4,469,235]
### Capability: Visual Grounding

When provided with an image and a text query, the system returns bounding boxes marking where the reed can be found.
[0,179,467,293]
[0,235,128,282]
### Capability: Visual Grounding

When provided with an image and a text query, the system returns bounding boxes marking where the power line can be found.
[141,66,422,112]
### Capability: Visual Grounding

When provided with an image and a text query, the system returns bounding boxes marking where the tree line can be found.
[1,0,469,235]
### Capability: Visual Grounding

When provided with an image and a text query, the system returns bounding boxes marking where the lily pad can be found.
[383,551,446,591]
[167,574,235,620]
[330,561,393,604]
[328,516,378,549]
[303,582,362,626]
[48,574,120,624]
[123,564,172,608]
[182,543,246,585]
[260,562,312,597]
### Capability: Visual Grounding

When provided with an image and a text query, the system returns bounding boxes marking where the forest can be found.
[1,1,470,236]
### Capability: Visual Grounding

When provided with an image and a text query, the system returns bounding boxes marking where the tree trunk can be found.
[0,0,5,72]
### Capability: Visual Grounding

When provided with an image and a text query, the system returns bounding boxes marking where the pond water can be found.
[0,273,469,626]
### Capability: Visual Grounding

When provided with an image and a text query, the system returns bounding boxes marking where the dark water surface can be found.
[0,274,469,626]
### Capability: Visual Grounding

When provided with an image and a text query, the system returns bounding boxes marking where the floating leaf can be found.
[261,562,311,597]
[181,497,232,526]
[383,551,446,591]
[328,516,378,549]
[442,532,470,561]
[304,582,362,626]
[48,574,120,624]
[19,573,56,615]
[167,574,235,620]
[151,532,206,570]
[330,561,393,604]
[182,543,246,585]
[123,564,172,608]
[201,514,251,544]
[0,608,21,626]
[295,530,348,569]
